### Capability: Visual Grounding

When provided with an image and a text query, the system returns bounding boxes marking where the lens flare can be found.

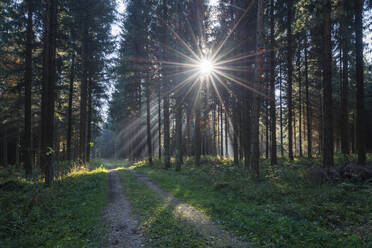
[199,59,214,75]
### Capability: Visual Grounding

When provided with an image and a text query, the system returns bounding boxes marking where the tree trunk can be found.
[79,22,88,163]
[270,0,277,165]
[298,47,303,157]
[287,0,294,161]
[24,0,33,176]
[195,91,201,165]
[40,0,57,184]
[340,0,349,155]
[146,81,153,165]
[355,0,366,165]
[175,99,182,171]
[322,0,334,169]
[279,64,284,157]
[67,52,74,161]
[86,79,92,163]
[2,127,8,167]
[251,0,264,180]
[158,84,161,159]
[304,36,312,158]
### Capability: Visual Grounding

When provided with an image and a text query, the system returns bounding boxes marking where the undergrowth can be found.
[0,159,108,248]
[130,156,372,248]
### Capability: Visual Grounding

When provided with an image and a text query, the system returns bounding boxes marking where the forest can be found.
[1,0,372,247]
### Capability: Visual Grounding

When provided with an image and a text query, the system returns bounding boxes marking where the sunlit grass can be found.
[0,159,108,248]
[129,156,372,247]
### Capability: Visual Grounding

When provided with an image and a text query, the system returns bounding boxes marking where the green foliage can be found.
[0,161,108,248]
[115,166,207,248]
[131,157,372,248]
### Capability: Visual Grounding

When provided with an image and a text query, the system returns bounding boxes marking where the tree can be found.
[286,0,294,161]
[269,0,277,165]
[322,0,334,169]
[40,0,58,184]
[355,0,366,165]
[23,0,33,176]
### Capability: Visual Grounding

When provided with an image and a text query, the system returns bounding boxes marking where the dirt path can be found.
[104,168,145,248]
[131,170,251,248]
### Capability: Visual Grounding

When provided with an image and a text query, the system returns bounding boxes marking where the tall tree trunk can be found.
[220,105,224,157]
[225,111,228,157]
[213,103,217,155]
[287,0,294,161]
[270,0,277,165]
[175,98,182,171]
[163,90,170,168]
[304,36,312,158]
[233,100,239,165]
[355,0,366,165]
[40,0,57,184]
[279,65,284,157]
[24,0,33,176]
[86,79,92,163]
[146,81,153,165]
[2,127,8,167]
[79,23,88,163]
[322,0,334,169]
[195,91,201,165]
[67,52,74,161]
[158,84,161,159]
[340,0,349,155]
[251,0,264,180]
[297,47,303,157]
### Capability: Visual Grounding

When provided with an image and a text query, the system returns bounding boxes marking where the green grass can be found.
[130,156,372,248]
[115,166,208,248]
[0,159,108,248]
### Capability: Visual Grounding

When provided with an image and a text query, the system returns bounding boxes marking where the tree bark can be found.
[67,52,74,161]
[175,100,182,171]
[304,36,312,158]
[86,79,92,162]
[24,0,33,176]
[355,0,366,165]
[279,64,284,157]
[270,0,277,165]
[322,0,334,169]
[251,0,264,180]
[340,0,349,155]
[40,0,57,184]
[287,0,294,161]
[158,84,161,159]
[146,80,153,165]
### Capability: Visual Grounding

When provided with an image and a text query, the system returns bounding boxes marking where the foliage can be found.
[131,157,372,247]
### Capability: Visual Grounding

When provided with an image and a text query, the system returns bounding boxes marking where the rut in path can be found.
[131,170,252,248]
[104,169,145,248]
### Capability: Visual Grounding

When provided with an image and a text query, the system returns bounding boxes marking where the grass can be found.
[130,156,372,248]
[114,165,208,248]
[0,159,108,248]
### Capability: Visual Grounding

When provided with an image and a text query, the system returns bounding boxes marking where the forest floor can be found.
[128,156,372,248]
[1,156,371,248]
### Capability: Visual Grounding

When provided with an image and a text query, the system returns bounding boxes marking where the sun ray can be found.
[210,0,256,61]
[213,69,269,99]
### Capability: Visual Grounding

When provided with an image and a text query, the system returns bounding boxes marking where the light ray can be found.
[210,0,256,61]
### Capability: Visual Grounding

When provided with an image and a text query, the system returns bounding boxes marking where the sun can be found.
[199,59,214,75]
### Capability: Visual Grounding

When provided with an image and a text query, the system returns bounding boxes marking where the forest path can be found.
[104,164,145,248]
[131,169,251,248]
